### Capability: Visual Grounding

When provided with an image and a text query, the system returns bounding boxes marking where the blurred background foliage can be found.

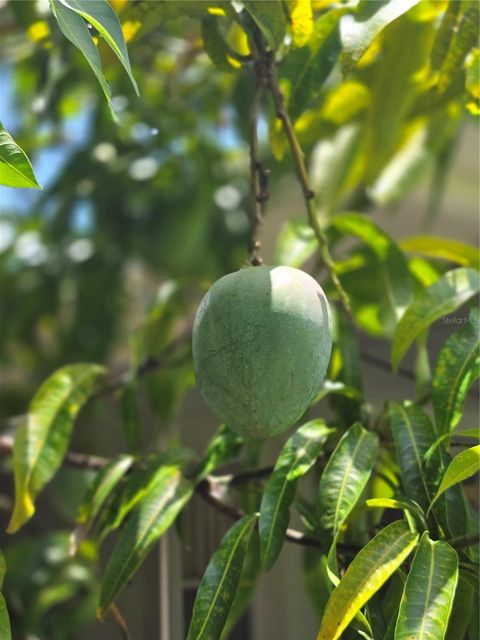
[0,0,478,638]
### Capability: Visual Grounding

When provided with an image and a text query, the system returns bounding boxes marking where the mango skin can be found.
[192,265,332,438]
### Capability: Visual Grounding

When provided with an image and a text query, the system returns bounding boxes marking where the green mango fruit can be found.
[192,265,332,438]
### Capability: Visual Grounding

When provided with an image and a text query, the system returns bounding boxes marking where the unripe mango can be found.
[192,266,332,438]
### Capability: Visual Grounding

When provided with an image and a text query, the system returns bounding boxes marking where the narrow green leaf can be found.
[317,422,379,553]
[316,521,418,640]
[50,0,116,119]
[432,309,480,434]
[394,533,458,640]
[331,213,413,330]
[186,514,257,640]
[273,219,316,269]
[340,0,420,73]
[389,402,435,512]
[243,0,287,50]
[430,446,480,509]
[8,363,105,533]
[0,594,11,640]
[260,420,332,569]
[313,380,363,405]
[77,455,134,525]
[58,0,139,94]
[280,8,347,121]
[400,236,480,269]
[430,0,462,71]
[438,1,480,94]
[0,123,41,189]
[391,267,480,369]
[194,424,243,481]
[98,465,192,615]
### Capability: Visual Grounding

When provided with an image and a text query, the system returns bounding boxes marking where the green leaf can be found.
[438,1,480,94]
[389,402,435,512]
[120,377,142,455]
[259,420,332,569]
[194,424,243,481]
[0,122,42,189]
[400,236,480,269]
[280,8,347,121]
[7,363,105,533]
[317,422,379,553]
[221,530,260,638]
[201,16,240,71]
[58,0,139,94]
[391,267,480,369]
[76,455,134,525]
[50,0,116,119]
[331,213,412,330]
[446,570,474,640]
[340,0,420,74]
[98,465,192,616]
[366,498,427,531]
[432,309,480,434]
[186,514,256,640]
[316,521,418,640]
[394,533,458,640]
[0,594,11,640]
[273,219,316,268]
[430,0,462,72]
[243,0,287,50]
[430,445,480,509]
[96,451,193,541]
[424,428,480,465]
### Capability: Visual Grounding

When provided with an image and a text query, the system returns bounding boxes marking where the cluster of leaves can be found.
[0,1,479,639]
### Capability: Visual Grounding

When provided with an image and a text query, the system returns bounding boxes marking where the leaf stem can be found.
[265,56,352,315]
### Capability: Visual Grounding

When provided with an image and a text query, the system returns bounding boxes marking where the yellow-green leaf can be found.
[0,123,42,190]
[400,235,480,269]
[394,533,458,640]
[243,0,287,50]
[0,594,11,640]
[340,0,421,74]
[316,520,418,640]
[430,445,480,509]
[7,364,105,533]
[391,267,480,369]
[283,0,313,47]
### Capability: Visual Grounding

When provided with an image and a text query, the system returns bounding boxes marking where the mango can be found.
[192,265,332,438]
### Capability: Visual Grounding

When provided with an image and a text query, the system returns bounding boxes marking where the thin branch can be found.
[248,60,270,265]
[262,52,352,315]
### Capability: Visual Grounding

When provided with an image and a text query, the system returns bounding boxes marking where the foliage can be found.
[0,0,478,639]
